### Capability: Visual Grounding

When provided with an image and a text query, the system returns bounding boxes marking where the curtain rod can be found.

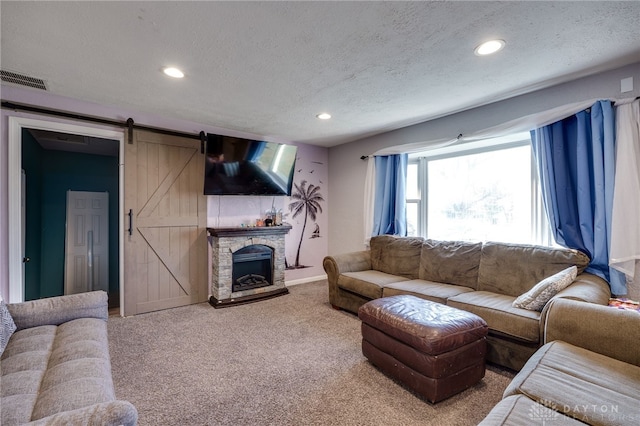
[1,100,205,145]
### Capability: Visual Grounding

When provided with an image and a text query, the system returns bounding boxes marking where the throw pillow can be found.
[512,266,578,311]
[0,296,17,356]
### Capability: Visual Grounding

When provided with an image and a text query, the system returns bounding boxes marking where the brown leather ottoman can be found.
[358,294,488,403]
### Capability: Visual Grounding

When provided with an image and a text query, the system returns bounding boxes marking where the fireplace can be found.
[232,245,273,292]
[208,226,291,308]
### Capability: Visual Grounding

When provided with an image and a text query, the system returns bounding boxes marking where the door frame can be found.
[8,116,125,314]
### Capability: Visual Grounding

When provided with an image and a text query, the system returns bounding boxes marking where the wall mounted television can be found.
[204,133,298,196]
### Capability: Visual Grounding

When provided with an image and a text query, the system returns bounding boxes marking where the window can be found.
[406,133,553,246]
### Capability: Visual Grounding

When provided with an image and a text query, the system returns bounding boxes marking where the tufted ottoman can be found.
[358,295,488,403]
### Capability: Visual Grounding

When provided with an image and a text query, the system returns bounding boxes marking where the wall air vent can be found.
[0,70,47,90]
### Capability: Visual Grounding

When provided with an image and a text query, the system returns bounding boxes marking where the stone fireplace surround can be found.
[208,226,291,308]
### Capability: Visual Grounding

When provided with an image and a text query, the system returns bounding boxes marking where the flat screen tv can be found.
[204,133,298,196]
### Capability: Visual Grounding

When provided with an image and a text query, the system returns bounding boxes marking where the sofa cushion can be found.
[2,394,38,426]
[513,266,577,311]
[1,297,17,356]
[382,279,475,304]
[447,291,541,343]
[419,239,482,289]
[370,235,423,279]
[0,319,118,424]
[504,341,640,425]
[477,242,590,297]
[1,325,57,425]
[479,395,584,425]
[339,271,409,300]
[1,326,57,373]
[31,318,114,421]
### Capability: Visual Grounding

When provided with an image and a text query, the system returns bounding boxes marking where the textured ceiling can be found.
[2,1,640,147]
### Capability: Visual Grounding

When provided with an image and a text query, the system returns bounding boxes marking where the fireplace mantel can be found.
[207,225,291,308]
[207,225,292,238]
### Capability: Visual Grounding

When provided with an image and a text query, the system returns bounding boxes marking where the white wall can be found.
[282,143,329,282]
[327,62,640,256]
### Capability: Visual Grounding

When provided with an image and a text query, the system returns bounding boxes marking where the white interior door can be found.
[64,191,109,295]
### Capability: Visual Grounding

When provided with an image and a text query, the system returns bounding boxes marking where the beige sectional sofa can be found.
[1,291,137,426]
[480,297,640,425]
[323,235,611,370]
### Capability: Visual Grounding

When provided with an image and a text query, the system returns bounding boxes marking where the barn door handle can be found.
[127,209,133,236]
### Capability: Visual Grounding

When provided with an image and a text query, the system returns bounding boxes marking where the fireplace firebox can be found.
[232,245,273,292]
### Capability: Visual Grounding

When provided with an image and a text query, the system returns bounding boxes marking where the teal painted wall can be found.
[21,130,43,301]
[40,150,119,298]
[22,134,119,300]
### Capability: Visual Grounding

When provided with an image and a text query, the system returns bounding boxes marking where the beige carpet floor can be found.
[108,281,514,425]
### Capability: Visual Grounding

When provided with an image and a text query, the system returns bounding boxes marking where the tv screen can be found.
[204,133,298,196]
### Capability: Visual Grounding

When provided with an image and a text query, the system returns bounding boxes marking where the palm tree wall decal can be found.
[288,180,324,268]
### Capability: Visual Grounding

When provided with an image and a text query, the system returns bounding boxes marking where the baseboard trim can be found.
[285,274,327,287]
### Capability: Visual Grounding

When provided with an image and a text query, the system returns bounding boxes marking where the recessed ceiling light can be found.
[474,39,505,56]
[316,113,331,120]
[163,67,184,78]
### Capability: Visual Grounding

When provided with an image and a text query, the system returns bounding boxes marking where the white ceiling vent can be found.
[0,70,47,90]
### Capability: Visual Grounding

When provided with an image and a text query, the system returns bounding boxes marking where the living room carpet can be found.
[108,281,514,425]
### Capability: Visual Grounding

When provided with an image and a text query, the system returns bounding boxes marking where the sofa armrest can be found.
[539,272,610,332]
[28,400,138,426]
[8,291,108,331]
[543,297,640,366]
[323,251,371,278]
[323,251,371,307]
[552,272,611,305]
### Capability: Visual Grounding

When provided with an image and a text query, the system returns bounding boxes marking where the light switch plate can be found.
[621,77,633,93]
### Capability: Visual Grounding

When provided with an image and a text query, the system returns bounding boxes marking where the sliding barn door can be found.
[124,130,207,316]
